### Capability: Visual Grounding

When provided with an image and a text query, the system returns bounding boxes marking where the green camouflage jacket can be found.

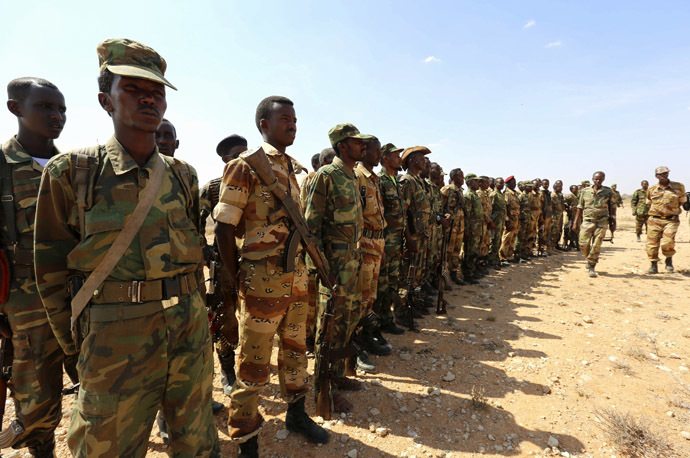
[489,189,506,225]
[577,186,614,221]
[399,174,430,236]
[378,170,405,233]
[630,189,649,216]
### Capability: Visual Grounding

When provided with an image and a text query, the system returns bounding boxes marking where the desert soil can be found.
[4,211,690,457]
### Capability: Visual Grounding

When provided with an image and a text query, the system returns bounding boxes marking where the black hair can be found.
[449,168,463,179]
[311,153,321,170]
[160,118,177,137]
[7,77,58,102]
[98,68,115,94]
[333,140,345,158]
[319,148,335,165]
[216,134,248,157]
[255,95,294,132]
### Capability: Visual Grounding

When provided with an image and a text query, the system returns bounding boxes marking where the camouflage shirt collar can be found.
[3,136,59,168]
[106,135,162,175]
[332,156,355,178]
[355,162,377,180]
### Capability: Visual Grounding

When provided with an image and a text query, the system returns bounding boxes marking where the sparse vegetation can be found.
[485,315,496,322]
[471,385,487,409]
[594,407,677,458]
[612,360,634,376]
[626,348,648,361]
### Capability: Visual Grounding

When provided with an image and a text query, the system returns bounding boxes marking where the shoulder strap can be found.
[71,146,101,240]
[0,146,18,246]
[70,155,166,326]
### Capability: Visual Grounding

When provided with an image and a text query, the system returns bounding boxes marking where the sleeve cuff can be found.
[213,203,243,226]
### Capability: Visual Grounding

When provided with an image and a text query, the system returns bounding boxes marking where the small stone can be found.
[370,379,382,386]
[508,352,516,357]
[347,449,358,458]
[431,388,441,396]
[314,416,324,425]
[542,385,552,394]
[341,434,350,443]
[583,316,593,324]
[375,426,389,437]
[275,429,289,440]
[680,366,689,372]
[442,373,456,382]
[547,436,559,448]
[681,431,690,440]
[400,406,408,413]
[400,352,412,361]
[667,411,675,417]
[669,353,681,359]
[649,353,659,361]
[494,445,504,451]
[488,434,496,441]
[370,407,381,416]
[407,430,418,438]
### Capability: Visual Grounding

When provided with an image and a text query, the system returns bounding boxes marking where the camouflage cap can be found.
[523,180,534,188]
[581,180,591,186]
[380,142,403,157]
[401,146,431,166]
[655,166,670,174]
[97,38,177,90]
[464,173,479,181]
[328,123,373,147]
[611,183,617,187]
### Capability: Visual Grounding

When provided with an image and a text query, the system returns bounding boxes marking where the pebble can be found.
[370,379,382,386]
[408,430,418,438]
[548,436,559,448]
[375,426,389,437]
[442,373,456,382]
[341,434,349,443]
[275,429,289,440]
[681,431,690,440]
[347,449,358,458]
[400,406,409,413]
[370,407,381,416]
[400,352,412,361]
[583,316,593,324]
[649,353,659,361]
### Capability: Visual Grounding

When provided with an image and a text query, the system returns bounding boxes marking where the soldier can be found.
[489,177,507,267]
[476,176,494,273]
[155,118,178,157]
[305,123,370,413]
[529,178,543,257]
[441,168,466,284]
[34,39,219,456]
[631,180,650,241]
[611,184,624,208]
[644,166,687,274]
[550,180,566,250]
[215,97,329,455]
[426,162,449,294]
[572,171,616,277]
[500,176,520,263]
[563,185,580,250]
[1,77,68,457]
[538,179,553,255]
[461,174,483,284]
[374,143,406,334]
[354,137,391,372]
[299,148,334,210]
[515,181,534,261]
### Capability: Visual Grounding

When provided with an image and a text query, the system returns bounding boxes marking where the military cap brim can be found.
[401,146,431,165]
[106,64,177,90]
[465,173,479,181]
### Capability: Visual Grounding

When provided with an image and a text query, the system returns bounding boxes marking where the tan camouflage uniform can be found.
[500,187,520,260]
[477,188,491,258]
[645,181,687,261]
[441,184,465,275]
[550,190,565,248]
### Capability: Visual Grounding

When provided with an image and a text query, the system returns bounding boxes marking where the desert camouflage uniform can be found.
[355,163,386,318]
[577,186,615,267]
[631,188,650,237]
[0,137,64,453]
[34,136,219,457]
[539,189,553,252]
[462,188,483,278]
[441,184,465,275]
[399,174,430,291]
[515,189,533,259]
[477,188,491,258]
[305,156,363,385]
[528,188,542,254]
[500,187,520,260]
[645,181,687,261]
[550,190,565,248]
[488,188,506,266]
[375,170,405,322]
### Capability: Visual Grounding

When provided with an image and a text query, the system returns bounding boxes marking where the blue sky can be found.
[1,0,689,193]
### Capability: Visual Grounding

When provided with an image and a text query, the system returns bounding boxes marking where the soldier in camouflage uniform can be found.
[500,176,520,262]
[215,97,329,455]
[515,181,534,261]
[305,123,371,413]
[425,161,448,294]
[563,185,580,250]
[155,118,179,157]
[550,180,565,250]
[489,177,507,267]
[528,178,543,256]
[538,179,553,255]
[441,168,466,284]
[34,39,219,457]
[374,143,406,334]
[572,171,616,277]
[611,184,624,208]
[461,174,483,283]
[1,77,69,457]
[631,180,650,241]
[644,166,687,274]
[476,176,493,272]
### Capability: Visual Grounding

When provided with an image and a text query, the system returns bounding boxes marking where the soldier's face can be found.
[363,140,381,168]
[656,172,669,186]
[495,178,504,191]
[342,137,366,162]
[641,181,648,190]
[592,173,605,187]
[554,182,563,193]
[384,151,401,169]
[263,103,297,148]
[542,180,549,190]
[101,76,166,133]
[321,150,335,166]
[506,178,515,190]
[454,173,464,187]
[479,179,488,190]
[534,179,542,188]
[155,121,178,157]
[10,85,66,140]
[570,186,578,194]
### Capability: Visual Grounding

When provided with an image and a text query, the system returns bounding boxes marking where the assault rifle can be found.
[0,316,24,448]
[241,148,337,420]
[405,261,420,333]
[436,217,453,315]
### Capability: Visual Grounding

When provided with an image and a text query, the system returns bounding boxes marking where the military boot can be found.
[28,436,55,458]
[212,400,225,415]
[665,258,674,272]
[372,328,393,354]
[380,318,405,335]
[286,397,330,444]
[156,412,169,444]
[636,234,641,242]
[238,436,258,458]
[588,265,597,278]
[646,261,658,274]
[356,350,377,373]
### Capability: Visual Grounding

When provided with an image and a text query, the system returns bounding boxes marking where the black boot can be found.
[286,397,329,444]
[28,436,55,458]
[372,329,393,354]
[212,400,225,415]
[156,411,169,445]
[219,351,236,396]
[356,349,377,372]
[450,271,463,285]
[665,257,674,272]
[380,318,405,335]
[646,261,658,274]
[238,435,259,458]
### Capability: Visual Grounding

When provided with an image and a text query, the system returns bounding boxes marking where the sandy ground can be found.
[4,211,690,457]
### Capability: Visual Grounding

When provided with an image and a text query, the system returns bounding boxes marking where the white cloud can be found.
[424,56,441,63]
[545,41,562,48]
[523,19,536,29]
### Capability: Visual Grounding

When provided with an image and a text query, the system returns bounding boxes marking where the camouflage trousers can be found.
[551,212,563,248]
[401,234,427,291]
[516,217,531,259]
[423,226,441,284]
[360,236,385,318]
[461,222,482,278]
[500,218,519,260]
[479,220,490,257]
[646,216,680,261]
[2,282,63,451]
[71,291,219,457]
[527,216,539,253]
[375,230,403,321]
[210,269,238,366]
[316,245,361,385]
[539,215,552,251]
[446,217,464,273]
[579,219,608,266]
[635,214,649,236]
[489,219,505,265]
[230,257,310,441]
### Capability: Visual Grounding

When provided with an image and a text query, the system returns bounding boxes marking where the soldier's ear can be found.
[6,99,21,118]
[98,92,114,116]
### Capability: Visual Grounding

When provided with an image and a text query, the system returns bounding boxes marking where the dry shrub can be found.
[594,407,678,457]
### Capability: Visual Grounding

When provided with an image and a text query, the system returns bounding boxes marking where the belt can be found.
[362,228,384,239]
[329,242,358,250]
[650,215,679,221]
[91,272,198,305]
[12,266,34,279]
[9,249,33,266]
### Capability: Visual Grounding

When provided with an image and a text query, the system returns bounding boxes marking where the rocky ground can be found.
[4,211,690,457]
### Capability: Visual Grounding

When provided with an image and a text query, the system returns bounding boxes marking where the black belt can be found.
[362,228,384,239]
[650,215,679,221]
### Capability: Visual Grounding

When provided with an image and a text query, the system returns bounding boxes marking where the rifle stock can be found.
[436,217,452,315]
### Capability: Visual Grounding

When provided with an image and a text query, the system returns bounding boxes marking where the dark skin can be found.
[553,180,563,193]
[655,172,670,187]
[420,157,431,179]
[430,164,450,227]
[362,139,381,171]
[479,179,496,230]
[495,177,504,192]
[506,178,516,191]
[215,102,297,286]
[155,120,178,157]
[572,172,615,231]
[542,179,550,191]
[321,150,335,167]
[381,150,401,176]
[98,75,167,166]
[7,85,66,157]
[632,181,649,216]
[451,171,464,188]
[338,137,366,169]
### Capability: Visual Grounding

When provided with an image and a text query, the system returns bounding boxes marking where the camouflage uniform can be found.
[375,169,405,322]
[563,193,579,247]
[462,186,483,278]
[631,188,650,237]
[528,188,542,254]
[500,187,520,260]
[305,156,363,384]
[299,172,318,341]
[0,137,64,453]
[488,188,506,266]
[645,181,687,261]
[515,187,533,259]
[550,190,565,248]
[477,188,491,258]
[538,189,552,252]
[355,163,386,317]
[613,190,623,207]
[399,174,430,291]
[425,178,443,281]
[441,184,465,275]
[34,136,219,457]
[577,186,615,266]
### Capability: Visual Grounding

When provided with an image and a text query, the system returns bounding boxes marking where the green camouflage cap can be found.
[97,38,177,90]
[581,180,591,186]
[328,123,373,147]
[523,180,534,187]
[611,183,617,187]
[465,173,479,181]
[380,142,403,157]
